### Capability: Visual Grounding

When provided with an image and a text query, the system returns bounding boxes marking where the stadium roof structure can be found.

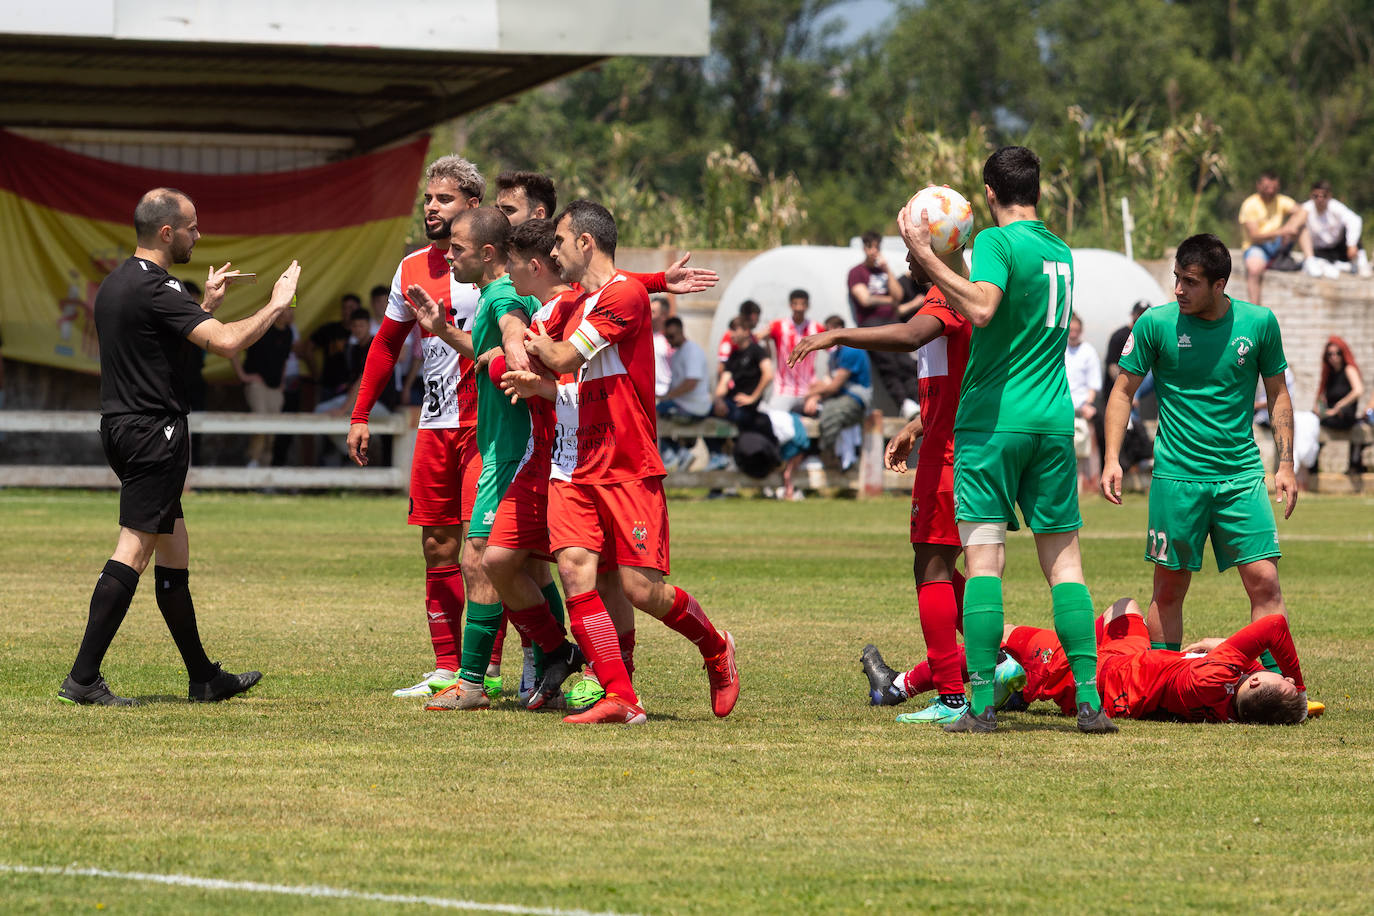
[0,0,710,155]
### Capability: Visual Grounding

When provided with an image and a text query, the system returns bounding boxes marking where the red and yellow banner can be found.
[0,129,428,376]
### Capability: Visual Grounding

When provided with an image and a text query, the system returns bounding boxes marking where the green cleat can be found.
[894,699,968,724]
[392,669,459,699]
[992,655,1027,710]
[564,676,605,711]
[483,674,504,700]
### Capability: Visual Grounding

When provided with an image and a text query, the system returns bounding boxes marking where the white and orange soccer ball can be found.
[903,185,974,255]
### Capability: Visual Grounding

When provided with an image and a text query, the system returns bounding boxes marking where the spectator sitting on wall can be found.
[657,316,711,470]
[709,316,774,471]
[1239,170,1307,305]
[1299,180,1369,278]
[717,298,762,365]
[652,295,673,399]
[1065,315,1102,490]
[804,315,873,469]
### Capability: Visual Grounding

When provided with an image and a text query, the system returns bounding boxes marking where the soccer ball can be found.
[903,185,974,255]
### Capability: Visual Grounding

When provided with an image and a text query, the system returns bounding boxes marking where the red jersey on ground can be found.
[913,285,970,469]
[552,272,665,484]
[768,317,824,398]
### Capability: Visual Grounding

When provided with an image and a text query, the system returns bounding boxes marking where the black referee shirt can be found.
[95,256,213,416]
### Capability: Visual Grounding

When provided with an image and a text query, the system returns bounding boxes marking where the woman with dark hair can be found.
[1312,336,1365,473]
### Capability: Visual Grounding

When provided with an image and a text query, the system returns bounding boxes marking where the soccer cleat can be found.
[705,631,739,717]
[562,696,647,725]
[483,675,503,700]
[860,644,907,706]
[564,674,605,711]
[517,646,538,705]
[425,679,490,711]
[392,669,459,699]
[1000,690,1030,712]
[992,655,1027,710]
[894,699,968,724]
[58,674,135,707]
[1076,702,1119,734]
[943,706,997,733]
[527,641,585,710]
[189,664,262,702]
[1307,700,1325,719]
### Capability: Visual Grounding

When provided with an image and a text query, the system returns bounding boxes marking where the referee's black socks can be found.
[154,566,216,683]
[70,559,140,686]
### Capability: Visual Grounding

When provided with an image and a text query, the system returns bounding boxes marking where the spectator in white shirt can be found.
[657,316,712,470]
[1299,180,1369,277]
[651,295,673,397]
[1065,315,1102,489]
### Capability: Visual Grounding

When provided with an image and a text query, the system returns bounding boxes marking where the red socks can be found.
[424,565,464,672]
[660,588,726,658]
[902,647,968,696]
[505,600,567,654]
[917,580,964,696]
[568,591,636,703]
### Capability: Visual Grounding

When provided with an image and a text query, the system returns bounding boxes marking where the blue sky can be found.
[816,0,899,44]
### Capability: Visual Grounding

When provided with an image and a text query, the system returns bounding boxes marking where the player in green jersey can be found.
[901,146,1114,734]
[1102,233,1299,655]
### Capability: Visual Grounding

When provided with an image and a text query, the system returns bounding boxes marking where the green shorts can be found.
[952,430,1081,533]
[467,458,521,540]
[1145,475,1280,572]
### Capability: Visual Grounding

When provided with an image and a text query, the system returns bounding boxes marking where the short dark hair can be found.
[1259,169,1280,182]
[1175,233,1232,285]
[506,217,557,263]
[1131,299,1150,317]
[664,316,684,333]
[369,285,388,300]
[133,188,191,242]
[860,230,882,247]
[728,316,746,331]
[456,206,512,256]
[789,289,810,302]
[556,199,617,257]
[739,299,761,318]
[342,293,362,307]
[1311,179,1332,193]
[497,171,557,218]
[1236,680,1307,725]
[983,146,1041,207]
[824,314,845,329]
[348,308,371,324]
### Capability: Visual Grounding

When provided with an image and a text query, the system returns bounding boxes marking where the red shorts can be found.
[487,469,552,560]
[1003,625,1076,715]
[407,426,481,527]
[910,462,960,546]
[548,476,670,574]
[1096,614,1152,718]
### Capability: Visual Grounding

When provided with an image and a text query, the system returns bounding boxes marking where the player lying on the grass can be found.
[791,235,973,724]
[886,597,1310,724]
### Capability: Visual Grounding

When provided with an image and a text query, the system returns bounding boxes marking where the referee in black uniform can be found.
[59,187,301,706]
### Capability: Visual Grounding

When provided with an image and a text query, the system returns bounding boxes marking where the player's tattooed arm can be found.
[1264,371,1299,519]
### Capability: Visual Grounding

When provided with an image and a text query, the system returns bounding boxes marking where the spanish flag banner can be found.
[0,129,428,375]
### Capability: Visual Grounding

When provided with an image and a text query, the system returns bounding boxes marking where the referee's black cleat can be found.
[1076,703,1119,734]
[58,674,136,707]
[189,664,262,702]
[861,644,906,706]
[943,707,997,733]
[526,641,585,710]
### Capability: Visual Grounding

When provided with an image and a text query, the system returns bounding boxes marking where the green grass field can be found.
[2,488,1372,914]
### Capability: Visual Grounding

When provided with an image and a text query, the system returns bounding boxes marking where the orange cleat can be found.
[705,631,739,718]
[1307,700,1325,719]
[562,696,647,725]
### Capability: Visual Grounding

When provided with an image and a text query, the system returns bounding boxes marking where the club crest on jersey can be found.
[1038,648,1054,664]
[1120,332,1135,358]
[1231,335,1254,366]
[1177,333,1192,349]
[631,524,647,550]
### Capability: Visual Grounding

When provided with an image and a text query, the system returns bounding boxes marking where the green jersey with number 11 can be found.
[958,220,1075,435]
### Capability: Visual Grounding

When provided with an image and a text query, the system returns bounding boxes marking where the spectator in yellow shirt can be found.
[1239,170,1307,305]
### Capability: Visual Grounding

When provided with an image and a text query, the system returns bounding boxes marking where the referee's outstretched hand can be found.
[270,261,301,308]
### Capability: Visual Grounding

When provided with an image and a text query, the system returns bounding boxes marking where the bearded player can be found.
[788,236,978,723]
[521,200,739,724]
[347,156,489,700]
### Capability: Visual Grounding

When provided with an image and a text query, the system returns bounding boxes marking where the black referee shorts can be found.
[99,414,189,535]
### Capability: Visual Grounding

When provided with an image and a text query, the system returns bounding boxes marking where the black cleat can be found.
[1076,702,1119,734]
[943,706,997,733]
[58,675,135,707]
[861,644,906,706]
[526,641,584,710]
[189,663,262,702]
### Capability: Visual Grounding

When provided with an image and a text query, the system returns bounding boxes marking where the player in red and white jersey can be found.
[346,155,486,699]
[521,200,739,725]
[789,243,974,723]
[766,289,825,411]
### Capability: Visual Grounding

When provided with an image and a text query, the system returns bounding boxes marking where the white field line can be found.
[0,864,639,916]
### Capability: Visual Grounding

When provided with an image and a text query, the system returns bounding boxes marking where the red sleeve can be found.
[718,331,733,363]
[918,286,967,335]
[623,270,667,295]
[1211,614,1304,690]
[583,279,645,345]
[349,315,412,423]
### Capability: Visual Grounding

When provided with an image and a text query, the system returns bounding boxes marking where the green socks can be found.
[1151,641,1181,651]
[962,576,1004,714]
[1052,582,1101,710]
[1259,649,1280,673]
[459,600,505,685]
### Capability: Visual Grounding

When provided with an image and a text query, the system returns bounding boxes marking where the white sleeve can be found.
[1334,200,1363,248]
[1086,344,1102,391]
[568,320,610,362]
[384,262,412,322]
